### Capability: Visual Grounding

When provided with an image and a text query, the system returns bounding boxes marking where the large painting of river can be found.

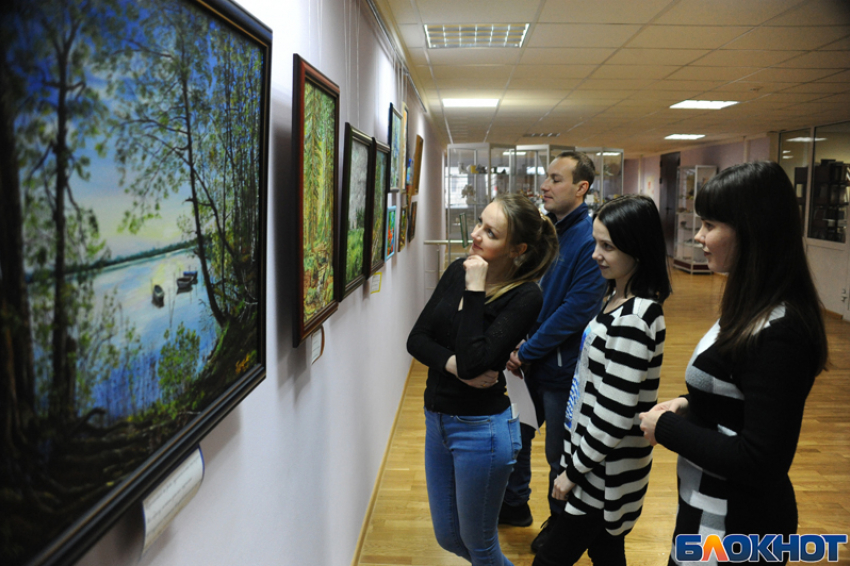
[0,0,270,563]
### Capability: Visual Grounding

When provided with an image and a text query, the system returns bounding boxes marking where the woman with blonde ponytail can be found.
[407,193,557,566]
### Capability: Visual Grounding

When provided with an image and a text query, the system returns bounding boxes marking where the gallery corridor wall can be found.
[76,0,444,565]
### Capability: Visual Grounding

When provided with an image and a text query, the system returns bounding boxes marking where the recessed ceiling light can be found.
[425,23,529,49]
[670,100,739,110]
[442,99,499,108]
[665,134,705,140]
[785,137,826,142]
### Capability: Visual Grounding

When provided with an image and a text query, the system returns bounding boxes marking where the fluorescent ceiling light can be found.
[602,152,621,156]
[665,134,705,140]
[425,23,529,49]
[785,137,826,142]
[443,98,499,108]
[505,151,526,155]
[670,100,739,110]
[527,132,560,138]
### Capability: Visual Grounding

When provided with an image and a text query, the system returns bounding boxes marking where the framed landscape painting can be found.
[0,0,271,563]
[388,103,403,191]
[368,141,390,275]
[337,123,374,301]
[398,204,408,253]
[408,201,418,243]
[411,135,424,196]
[292,54,340,346]
[386,206,398,260]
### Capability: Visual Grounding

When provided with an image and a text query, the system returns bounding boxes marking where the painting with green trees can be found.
[0,0,270,563]
[337,124,371,300]
[293,55,339,345]
[370,143,389,273]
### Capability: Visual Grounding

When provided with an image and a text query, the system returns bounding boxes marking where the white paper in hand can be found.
[505,368,538,430]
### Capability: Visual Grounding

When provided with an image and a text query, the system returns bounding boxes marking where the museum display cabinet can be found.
[673,165,717,274]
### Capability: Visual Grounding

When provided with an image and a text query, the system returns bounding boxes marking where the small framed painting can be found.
[388,104,403,191]
[368,141,390,274]
[398,204,408,253]
[386,205,397,260]
[411,135,424,196]
[337,123,374,301]
[408,201,418,243]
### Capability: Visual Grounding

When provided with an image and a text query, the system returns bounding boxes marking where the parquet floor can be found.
[355,269,850,566]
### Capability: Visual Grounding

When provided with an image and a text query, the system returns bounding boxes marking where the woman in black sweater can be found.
[408,194,558,566]
[639,162,828,565]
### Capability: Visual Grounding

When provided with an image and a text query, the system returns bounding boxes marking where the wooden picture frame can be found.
[292,54,340,347]
[411,135,424,196]
[386,206,398,260]
[398,203,408,253]
[408,200,418,243]
[388,103,403,191]
[367,141,390,275]
[337,123,374,301]
[0,0,271,563]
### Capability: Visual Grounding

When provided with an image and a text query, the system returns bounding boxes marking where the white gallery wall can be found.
[76,0,444,565]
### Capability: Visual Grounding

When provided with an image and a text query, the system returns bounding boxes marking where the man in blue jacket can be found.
[499,151,606,553]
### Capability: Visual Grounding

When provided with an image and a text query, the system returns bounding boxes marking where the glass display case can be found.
[673,165,716,274]
[577,147,624,214]
[445,143,516,265]
[808,159,850,243]
[515,144,574,211]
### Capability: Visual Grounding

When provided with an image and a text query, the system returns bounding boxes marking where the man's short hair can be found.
[556,151,596,187]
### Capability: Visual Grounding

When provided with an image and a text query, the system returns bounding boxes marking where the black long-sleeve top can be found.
[655,307,818,538]
[407,258,544,416]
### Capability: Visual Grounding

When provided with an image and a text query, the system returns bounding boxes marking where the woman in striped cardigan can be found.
[534,195,672,566]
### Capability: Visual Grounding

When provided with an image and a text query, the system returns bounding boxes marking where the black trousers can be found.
[532,509,627,566]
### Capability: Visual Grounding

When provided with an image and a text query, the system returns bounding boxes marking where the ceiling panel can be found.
[387,0,419,25]
[723,26,850,50]
[577,78,657,90]
[434,77,511,89]
[774,51,850,68]
[651,79,728,90]
[746,67,842,82]
[692,49,804,67]
[510,64,598,79]
[654,0,802,26]
[537,0,672,24]
[425,49,521,66]
[505,77,582,90]
[431,65,514,79]
[591,65,679,79]
[764,0,850,26]
[501,90,570,100]
[526,24,642,48]
[413,0,541,24]
[782,82,850,93]
[665,66,761,81]
[398,24,426,48]
[520,47,616,64]
[627,25,751,49]
[605,48,710,66]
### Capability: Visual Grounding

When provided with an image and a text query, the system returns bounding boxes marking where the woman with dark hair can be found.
[534,195,671,566]
[639,161,828,565]
[407,193,558,566]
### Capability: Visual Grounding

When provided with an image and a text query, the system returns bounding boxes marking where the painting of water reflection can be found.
[0,0,270,562]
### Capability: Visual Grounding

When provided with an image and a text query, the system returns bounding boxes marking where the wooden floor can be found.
[355,269,850,566]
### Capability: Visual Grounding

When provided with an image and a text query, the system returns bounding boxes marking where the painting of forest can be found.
[292,55,338,346]
[389,104,403,191]
[0,0,270,563]
[370,143,389,274]
[337,124,371,300]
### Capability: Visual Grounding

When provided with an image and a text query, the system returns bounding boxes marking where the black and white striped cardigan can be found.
[561,296,665,536]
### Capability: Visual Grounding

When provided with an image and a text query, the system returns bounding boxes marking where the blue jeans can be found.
[503,386,570,518]
[425,406,520,566]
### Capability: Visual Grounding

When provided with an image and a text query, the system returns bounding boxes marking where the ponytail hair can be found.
[485,194,559,303]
